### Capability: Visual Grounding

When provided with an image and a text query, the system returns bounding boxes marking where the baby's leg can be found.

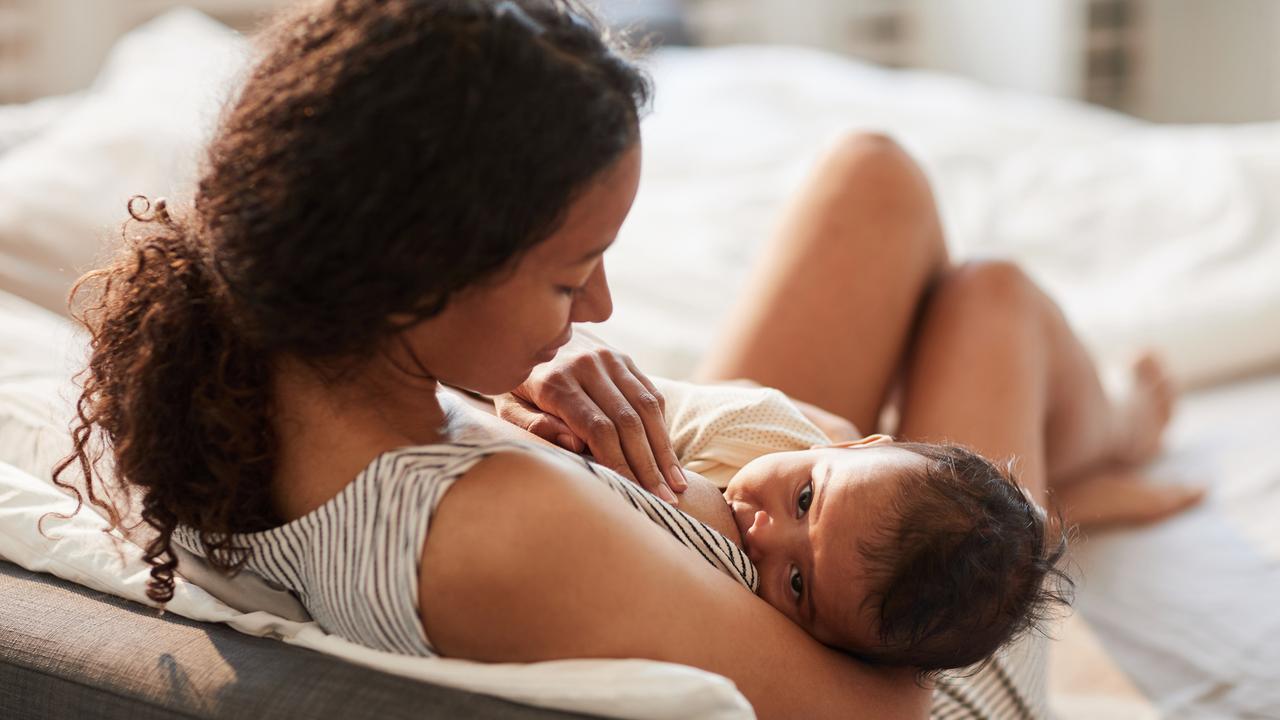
[695,132,949,434]
[895,261,1199,526]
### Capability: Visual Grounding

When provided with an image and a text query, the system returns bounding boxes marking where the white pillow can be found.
[0,92,84,156]
[0,289,83,482]
[0,9,249,315]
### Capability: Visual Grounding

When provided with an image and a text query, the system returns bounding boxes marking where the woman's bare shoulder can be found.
[417,448,929,720]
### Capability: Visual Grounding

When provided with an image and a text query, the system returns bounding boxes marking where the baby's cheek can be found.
[755,584,803,630]
[818,598,879,653]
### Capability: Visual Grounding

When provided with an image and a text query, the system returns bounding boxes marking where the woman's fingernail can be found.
[555,434,576,449]
[657,483,678,504]
[668,464,688,492]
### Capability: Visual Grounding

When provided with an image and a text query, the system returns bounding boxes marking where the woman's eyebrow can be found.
[569,240,613,265]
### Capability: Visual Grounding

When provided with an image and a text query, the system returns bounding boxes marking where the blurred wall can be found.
[912,0,1086,99]
[5,0,1280,123]
[1136,0,1280,123]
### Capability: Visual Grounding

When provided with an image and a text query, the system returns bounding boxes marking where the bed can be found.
[2,9,1277,719]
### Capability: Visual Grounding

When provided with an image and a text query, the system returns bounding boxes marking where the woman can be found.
[52,1,1195,718]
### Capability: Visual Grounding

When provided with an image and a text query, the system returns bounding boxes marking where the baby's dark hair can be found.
[851,442,1072,678]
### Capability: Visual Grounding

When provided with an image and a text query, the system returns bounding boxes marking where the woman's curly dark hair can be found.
[47,0,652,606]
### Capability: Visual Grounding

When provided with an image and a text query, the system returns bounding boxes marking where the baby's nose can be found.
[743,510,774,564]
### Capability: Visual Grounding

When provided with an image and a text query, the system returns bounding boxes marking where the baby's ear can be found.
[812,433,894,450]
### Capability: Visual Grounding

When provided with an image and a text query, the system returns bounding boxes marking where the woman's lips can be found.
[535,327,573,361]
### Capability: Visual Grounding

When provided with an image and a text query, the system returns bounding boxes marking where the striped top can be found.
[171,440,757,657]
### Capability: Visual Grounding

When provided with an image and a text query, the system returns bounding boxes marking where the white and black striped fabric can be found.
[930,630,1049,720]
[172,440,758,656]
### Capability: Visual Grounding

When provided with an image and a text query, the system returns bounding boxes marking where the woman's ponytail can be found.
[50,195,279,605]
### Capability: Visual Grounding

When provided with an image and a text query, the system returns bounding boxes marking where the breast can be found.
[675,469,743,548]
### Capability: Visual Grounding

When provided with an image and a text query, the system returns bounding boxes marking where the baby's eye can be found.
[557,285,585,297]
[789,565,804,600]
[797,482,813,516]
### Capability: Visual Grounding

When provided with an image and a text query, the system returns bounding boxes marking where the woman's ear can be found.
[810,433,894,450]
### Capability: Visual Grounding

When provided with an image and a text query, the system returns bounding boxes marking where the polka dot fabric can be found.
[653,377,831,488]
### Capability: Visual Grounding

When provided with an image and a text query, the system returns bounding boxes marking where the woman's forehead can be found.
[529,144,642,266]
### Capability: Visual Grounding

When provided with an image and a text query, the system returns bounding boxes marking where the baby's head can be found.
[724,435,1071,674]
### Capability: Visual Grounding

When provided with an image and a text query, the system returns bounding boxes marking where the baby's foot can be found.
[1110,352,1176,466]
[1053,466,1205,530]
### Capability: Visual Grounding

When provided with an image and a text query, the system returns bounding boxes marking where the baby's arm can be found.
[711,378,861,443]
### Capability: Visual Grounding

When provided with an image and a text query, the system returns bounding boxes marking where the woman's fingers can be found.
[572,365,681,503]
[617,357,684,492]
[623,356,666,416]
[501,330,684,503]
[493,393,585,452]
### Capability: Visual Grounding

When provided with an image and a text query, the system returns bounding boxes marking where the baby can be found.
[652,377,1069,674]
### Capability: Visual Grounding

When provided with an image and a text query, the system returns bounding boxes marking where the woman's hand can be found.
[492,329,689,503]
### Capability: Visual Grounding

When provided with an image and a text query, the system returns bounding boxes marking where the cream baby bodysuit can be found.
[653,376,832,488]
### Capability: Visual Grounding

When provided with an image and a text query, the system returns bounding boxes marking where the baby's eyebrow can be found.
[805,464,831,625]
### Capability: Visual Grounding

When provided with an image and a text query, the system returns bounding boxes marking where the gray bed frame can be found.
[0,561,600,719]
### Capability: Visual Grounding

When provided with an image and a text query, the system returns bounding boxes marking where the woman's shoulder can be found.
[373,439,551,474]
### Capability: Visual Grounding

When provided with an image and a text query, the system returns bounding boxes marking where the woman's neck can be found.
[269,355,452,521]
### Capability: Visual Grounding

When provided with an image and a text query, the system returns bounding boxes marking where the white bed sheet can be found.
[1068,372,1280,719]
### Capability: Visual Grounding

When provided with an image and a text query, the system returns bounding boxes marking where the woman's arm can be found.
[418,449,929,720]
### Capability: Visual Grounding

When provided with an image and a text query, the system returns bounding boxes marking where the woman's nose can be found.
[570,261,613,324]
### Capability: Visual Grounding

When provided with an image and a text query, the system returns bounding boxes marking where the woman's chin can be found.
[457,371,532,397]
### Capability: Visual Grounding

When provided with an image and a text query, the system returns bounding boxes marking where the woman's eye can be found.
[797,482,813,516]
[789,566,804,599]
